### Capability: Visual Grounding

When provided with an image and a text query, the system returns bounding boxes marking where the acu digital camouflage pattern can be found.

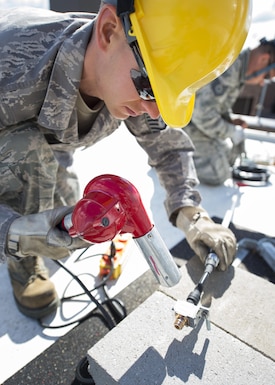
[184,49,250,185]
[0,7,201,262]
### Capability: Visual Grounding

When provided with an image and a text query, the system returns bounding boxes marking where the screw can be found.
[101,217,109,227]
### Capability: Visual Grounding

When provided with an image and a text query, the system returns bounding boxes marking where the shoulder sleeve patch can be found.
[211,78,226,96]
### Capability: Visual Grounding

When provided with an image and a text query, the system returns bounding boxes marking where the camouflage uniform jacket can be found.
[0,8,201,262]
[184,49,250,141]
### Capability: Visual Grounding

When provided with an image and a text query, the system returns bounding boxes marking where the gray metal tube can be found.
[134,226,182,287]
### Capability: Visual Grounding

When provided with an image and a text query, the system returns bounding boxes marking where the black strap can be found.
[117,0,135,16]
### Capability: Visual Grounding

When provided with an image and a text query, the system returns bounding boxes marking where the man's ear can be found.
[96,5,121,51]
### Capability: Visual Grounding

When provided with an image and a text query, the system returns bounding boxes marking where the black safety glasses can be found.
[130,40,155,101]
[117,5,155,101]
[130,69,155,101]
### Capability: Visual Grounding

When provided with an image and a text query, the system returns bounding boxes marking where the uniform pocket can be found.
[0,163,23,197]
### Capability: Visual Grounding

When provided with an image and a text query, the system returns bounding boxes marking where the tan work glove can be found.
[176,206,237,271]
[7,206,91,260]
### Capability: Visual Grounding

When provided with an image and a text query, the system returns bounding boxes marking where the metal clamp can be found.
[174,300,211,331]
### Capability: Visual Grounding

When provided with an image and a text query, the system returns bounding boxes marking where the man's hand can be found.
[231,118,248,128]
[176,206,237,271]
[7,206,91,260]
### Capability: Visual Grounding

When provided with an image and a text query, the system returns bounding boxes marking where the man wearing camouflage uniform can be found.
[0,2,249,319]
[184,38,275,185]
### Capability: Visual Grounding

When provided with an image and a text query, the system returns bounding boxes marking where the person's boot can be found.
[7,256,59,319]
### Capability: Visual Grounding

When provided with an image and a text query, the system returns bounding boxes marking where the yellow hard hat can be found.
[111,0,252,127]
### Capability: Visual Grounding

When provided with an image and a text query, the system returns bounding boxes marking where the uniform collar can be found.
[38,20,94,136]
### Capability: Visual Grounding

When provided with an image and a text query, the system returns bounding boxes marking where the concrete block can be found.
[160,256,275,361]
[87,290,275,385]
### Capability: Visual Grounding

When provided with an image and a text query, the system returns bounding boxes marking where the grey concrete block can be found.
[160,256,275,361]
[88,291,275,385]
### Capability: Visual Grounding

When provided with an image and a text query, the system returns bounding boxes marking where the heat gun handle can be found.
[134,226,181,287]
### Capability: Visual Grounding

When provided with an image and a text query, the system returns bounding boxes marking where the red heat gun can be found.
[62,174,181,287]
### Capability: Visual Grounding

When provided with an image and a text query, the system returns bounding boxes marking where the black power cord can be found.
[39,243,127,329]
[38,242,128,384]
[72,356,95,385]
